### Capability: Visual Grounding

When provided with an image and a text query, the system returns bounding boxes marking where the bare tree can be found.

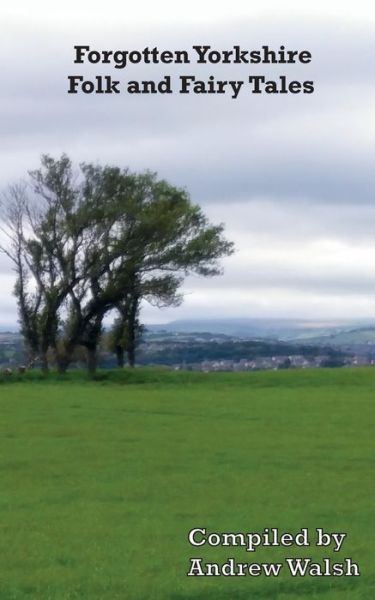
[0,184,42,366]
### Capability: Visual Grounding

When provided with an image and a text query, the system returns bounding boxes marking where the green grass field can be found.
[0,368,374,599]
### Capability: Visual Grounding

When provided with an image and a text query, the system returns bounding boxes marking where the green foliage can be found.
[2,156,233,374]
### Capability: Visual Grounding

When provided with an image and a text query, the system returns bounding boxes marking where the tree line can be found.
[134,340,346,366]
[0,155,233,376]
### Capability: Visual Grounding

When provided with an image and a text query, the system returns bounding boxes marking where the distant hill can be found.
[146,318,370,340]
[301,326,375,347]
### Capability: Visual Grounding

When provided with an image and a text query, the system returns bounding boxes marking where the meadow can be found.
[0,368,374,599]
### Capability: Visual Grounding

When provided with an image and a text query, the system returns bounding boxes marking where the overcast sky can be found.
[1,0,375,326]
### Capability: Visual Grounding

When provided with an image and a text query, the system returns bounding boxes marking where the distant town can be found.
[2,318,375,372]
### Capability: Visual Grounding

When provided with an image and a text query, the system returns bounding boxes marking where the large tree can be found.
[1,156,234,375]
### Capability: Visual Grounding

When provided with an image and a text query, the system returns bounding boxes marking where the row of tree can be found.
[0,155,233,376]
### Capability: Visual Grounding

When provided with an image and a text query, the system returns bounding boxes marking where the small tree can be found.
[0,185,41,366]
[108,273,181,367]
[0,156,90,372]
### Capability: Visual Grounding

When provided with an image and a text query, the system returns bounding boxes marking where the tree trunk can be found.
[116,346,125,368]
[127,346,135,368]
[127,295,139,368]
[56,345,73,374]
[40,351,49,375]
[57,357,69,374]
[87,346,97,378]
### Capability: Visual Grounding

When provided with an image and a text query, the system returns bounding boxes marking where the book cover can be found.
[0,1,373,599]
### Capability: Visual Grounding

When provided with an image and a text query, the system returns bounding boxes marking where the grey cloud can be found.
[0,12,375,323]
[185,266,375,296]
[205,201,375,244]
[1,15,374,207]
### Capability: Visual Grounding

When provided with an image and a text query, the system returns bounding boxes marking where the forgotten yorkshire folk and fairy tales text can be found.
[67,44,315,98]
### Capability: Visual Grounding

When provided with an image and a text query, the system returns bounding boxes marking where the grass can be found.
[0,367,374,599]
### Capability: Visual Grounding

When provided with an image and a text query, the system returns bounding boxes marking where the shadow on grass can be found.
[169,577,362,600]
